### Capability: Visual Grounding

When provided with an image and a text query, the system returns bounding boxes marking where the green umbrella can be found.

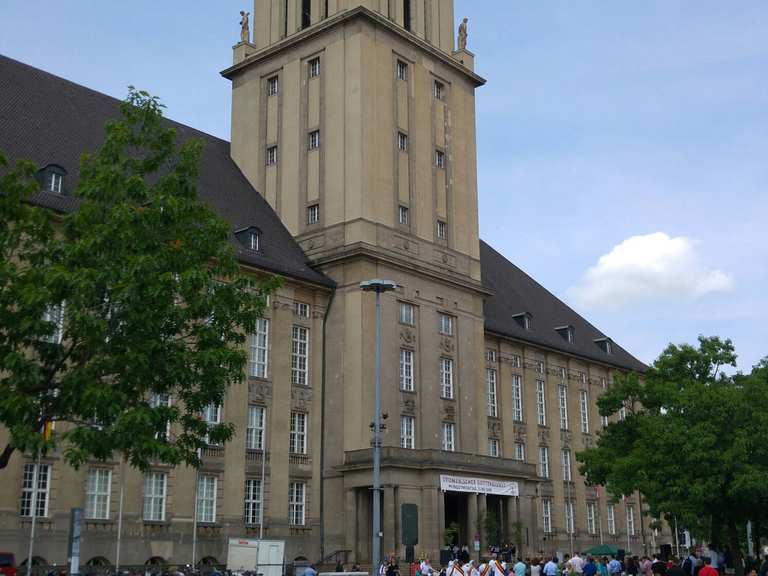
[583,544,620,557]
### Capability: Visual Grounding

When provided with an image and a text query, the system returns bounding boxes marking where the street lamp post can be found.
[360,279,397,575]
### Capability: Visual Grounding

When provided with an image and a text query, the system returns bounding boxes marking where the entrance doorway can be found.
[444,492,469,548]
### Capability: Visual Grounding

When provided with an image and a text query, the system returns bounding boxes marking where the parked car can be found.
[0,553,16,576]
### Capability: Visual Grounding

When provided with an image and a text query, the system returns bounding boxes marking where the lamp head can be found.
[359,279,398,293]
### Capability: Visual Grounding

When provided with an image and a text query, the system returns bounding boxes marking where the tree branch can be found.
[0,444,16,470]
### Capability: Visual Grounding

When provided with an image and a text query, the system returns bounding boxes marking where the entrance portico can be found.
[340,447,539,563]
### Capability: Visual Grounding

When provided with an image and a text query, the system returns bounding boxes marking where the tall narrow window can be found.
[565,501,575,534]
[308,130,320,150]
[542,499,553,533]
[435,150,446,168]
[437,220,447,239]
[266,145,278,165]
[433,80,445,101]
[291,326,309,385]
[587,502,597,535]
[85,469,112,520]
[514,442,526,461]
[244,478,262,526]
[440,357,454,399]
[558,385,569,430]
[486,368,498,417]
[267,76,280,96]
[607,504,616,535]
[488,438,500,458]
[399,302,415,325]
[561,449,572,481]
[203,403,222,446]
[398,205,409,225]
[289,482,306,525]
[511,374,523,422]
[400,348,414,392]
[289,412,308,455]
[42,303,65,344]
[398,131,409,151]
[149,392,171,440]
[396,60,408,81]
[579,389,590,433]
[400,416,415,449]
[538,446,550,478]
[536,380,547,426]
[301,0,311,29]
[403,0,412,31]
[307,204,320,224]
[48,172,63,194]
[439,313,454,335]
[246,405,266,451]
[143,472,167,522]
[308,57,321,78]
[600,378,609,428]
[627,504,636,535]
[197,475,218,523]
[442,422,455,452]
[20,463,51,517]
[249,318,269,378]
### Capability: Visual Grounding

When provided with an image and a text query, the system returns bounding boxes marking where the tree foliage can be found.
[0,89,276,472]
[577,336,768,573]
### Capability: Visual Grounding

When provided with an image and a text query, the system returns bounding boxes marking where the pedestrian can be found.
[571,554,584,575]
[305,566,318,576]
[666,559,685,576]
[607,556,622,576]
[514,558,527,576]
[583,557,597,576]
[386,559,400,576]
[683,554,697,576]
[626,557,639,576]
[544,557,559,576]
[531,558,541,576]
[421,558,434,576]
[351,565,361,573]
[640,557,653,576]
[336,561,344,573]
[651,556,667,576]
[698,558,717,576]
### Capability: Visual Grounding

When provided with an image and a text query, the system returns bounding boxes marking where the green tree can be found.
[577,337,768,576]
[0,89,275,472]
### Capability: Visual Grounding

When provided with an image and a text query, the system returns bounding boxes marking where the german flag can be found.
[42,421,54,441]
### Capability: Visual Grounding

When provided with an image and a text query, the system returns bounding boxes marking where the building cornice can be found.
[221,6,487,87]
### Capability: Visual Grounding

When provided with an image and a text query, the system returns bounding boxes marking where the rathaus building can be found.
[0,0,669,569]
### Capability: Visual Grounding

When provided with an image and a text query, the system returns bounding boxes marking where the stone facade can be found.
[0,0,673,570]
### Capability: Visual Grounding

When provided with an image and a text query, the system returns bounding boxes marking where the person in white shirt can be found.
[571,554,585,574]
[421,559,434,576]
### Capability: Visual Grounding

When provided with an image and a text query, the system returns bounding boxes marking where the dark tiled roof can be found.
[480,240,646,372]
[0,54,333,288]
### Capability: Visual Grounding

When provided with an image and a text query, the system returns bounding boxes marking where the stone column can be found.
[478,494,487,557]
[383,486,396,559]
[468,493,478,558]
[346,488,358,562]
[506,497,517,551]
[438,490,446,551]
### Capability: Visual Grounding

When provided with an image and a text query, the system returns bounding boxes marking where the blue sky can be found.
[2,1,766,371]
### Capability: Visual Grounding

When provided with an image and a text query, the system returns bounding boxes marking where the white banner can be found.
[440,474,519,496]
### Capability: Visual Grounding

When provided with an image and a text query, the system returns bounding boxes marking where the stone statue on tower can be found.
[458,17,469,50]
[240,10,251,44]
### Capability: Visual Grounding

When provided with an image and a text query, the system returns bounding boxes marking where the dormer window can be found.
[512,312,532,331]
[38,164,68,195]
[556,325,575,344]
[595,337,614,355]
[235,227,262,252]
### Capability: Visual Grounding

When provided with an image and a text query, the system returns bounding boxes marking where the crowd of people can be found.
[388,549,768,576]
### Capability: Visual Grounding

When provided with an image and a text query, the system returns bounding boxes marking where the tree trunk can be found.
[0,444,15,470]
[728,518,744,576]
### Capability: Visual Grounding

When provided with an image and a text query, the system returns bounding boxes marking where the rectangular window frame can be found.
[587,502,597,535]
[398,205,409,225]
[249,318,270,379]
[438,313,454,336]
[267,76,280,96]
[558,384,569,430]
[442,422,455,452]
[289,412,308,455]
[440,357,454,400]
[435,149,446,169]
[266,145,279,166]
[289,481,306,526]
[398,131,409,152]
[607,503,616,535]
[197,475,218,524]
[291,326,310,386]
[244,478,263,526]
[246,405,266,451]
[514,442,526,462]
[400,415,415,449]
[399,302,415,326]
[308,129,320,150]
[143,472,167,522]
[542,498,553,533]
[307,203,320,225]
[308,57,321,78]
[538,446,550,478]
[396,60,408,81]
[562,449,572,482]
[486,368,498,417]
[511,374,523,422]
[579,389,590,434]
[20,463,51,518]
[400,348,414,392]
[85,468,112,520]
[536,380,547,426]
[488,438,500,458]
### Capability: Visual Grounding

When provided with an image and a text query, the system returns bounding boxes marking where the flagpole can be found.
[115,458,125,573]
[26,448,42,576]
[625,500,631,554]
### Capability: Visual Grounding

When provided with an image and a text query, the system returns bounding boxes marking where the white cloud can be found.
[567,232,734,310]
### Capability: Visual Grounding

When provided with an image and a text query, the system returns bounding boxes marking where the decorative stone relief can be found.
[249,381,272,402]
[560,429,572,447]
[538,428,550,445]
[400,328,416,345]
[514,425,527,441]
[440,337,455,354]
[291,387,312,411]
[487,419,502,439]
[443,404,456,422]
[402,398,416,415]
